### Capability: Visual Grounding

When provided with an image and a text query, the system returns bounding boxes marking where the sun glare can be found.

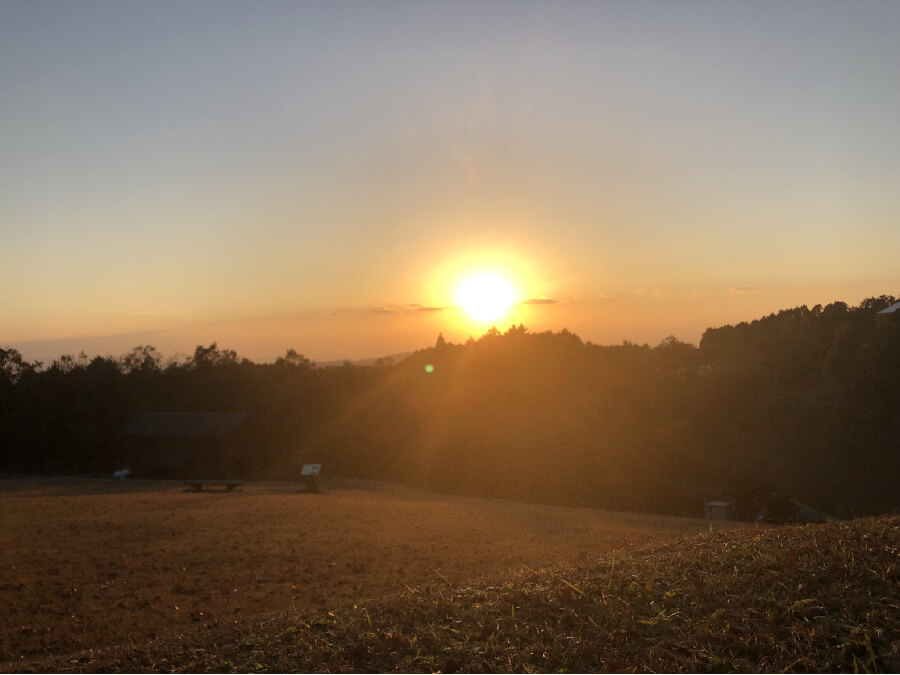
[455,274,515,322]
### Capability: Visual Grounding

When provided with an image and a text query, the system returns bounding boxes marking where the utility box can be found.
[704,500,734,520]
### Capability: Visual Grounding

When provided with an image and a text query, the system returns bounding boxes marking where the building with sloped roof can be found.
[119,412,250,479]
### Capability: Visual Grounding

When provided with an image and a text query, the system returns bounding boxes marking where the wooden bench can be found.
[186,480,244,492]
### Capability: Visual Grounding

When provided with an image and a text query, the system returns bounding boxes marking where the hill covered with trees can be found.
[1,295,898,516]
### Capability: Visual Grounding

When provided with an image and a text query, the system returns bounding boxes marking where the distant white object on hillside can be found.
[113,467,132,480]
[877,300,900,315]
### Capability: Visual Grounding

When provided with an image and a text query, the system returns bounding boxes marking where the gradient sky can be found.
[2,0,899,363]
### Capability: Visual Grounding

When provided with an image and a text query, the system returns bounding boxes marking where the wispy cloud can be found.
[369,304,447,315]
[520,298,557,305]
[730,286,758,293]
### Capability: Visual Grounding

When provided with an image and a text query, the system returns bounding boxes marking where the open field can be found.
[107,516,895,673]
[1,477,741,671]
[4,480,897,673]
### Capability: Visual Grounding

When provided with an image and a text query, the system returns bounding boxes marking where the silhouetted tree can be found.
[1,295,898,516]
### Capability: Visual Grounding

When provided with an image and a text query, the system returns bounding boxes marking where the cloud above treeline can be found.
[368,305,447,315]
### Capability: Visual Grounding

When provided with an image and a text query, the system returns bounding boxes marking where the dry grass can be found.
[0,477,735,671]
[23,516,899,674]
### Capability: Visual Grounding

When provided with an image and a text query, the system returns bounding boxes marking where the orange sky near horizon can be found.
[7,278,896,364]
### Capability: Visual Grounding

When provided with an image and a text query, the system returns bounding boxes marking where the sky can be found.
[2,0,899,363]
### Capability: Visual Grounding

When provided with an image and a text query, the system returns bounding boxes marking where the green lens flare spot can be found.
[424,364,435,374]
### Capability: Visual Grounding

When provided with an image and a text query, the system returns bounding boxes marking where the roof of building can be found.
[137,447,197,468]
[120,412,247,439]
[878,300,900,315]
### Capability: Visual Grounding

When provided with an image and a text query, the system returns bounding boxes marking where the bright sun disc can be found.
[455,274,515,322]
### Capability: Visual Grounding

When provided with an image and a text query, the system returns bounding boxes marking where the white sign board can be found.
[301,463,322,476]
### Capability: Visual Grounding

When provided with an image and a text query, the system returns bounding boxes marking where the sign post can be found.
[300,463,322,493]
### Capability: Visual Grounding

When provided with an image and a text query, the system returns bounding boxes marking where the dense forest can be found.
[1,296,898,517]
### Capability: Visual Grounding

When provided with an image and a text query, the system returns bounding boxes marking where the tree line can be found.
[1,295,897,517]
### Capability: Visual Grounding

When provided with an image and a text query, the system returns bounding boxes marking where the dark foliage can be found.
[1,296,898,516]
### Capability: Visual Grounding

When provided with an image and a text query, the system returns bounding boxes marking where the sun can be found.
[455,273,515,322]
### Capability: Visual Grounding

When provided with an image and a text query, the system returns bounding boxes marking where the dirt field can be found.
[0,477,745,668]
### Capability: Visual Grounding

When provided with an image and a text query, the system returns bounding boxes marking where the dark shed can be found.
[119,412,249,479]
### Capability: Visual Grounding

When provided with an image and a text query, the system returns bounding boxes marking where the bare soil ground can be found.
[0,476,740,670]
